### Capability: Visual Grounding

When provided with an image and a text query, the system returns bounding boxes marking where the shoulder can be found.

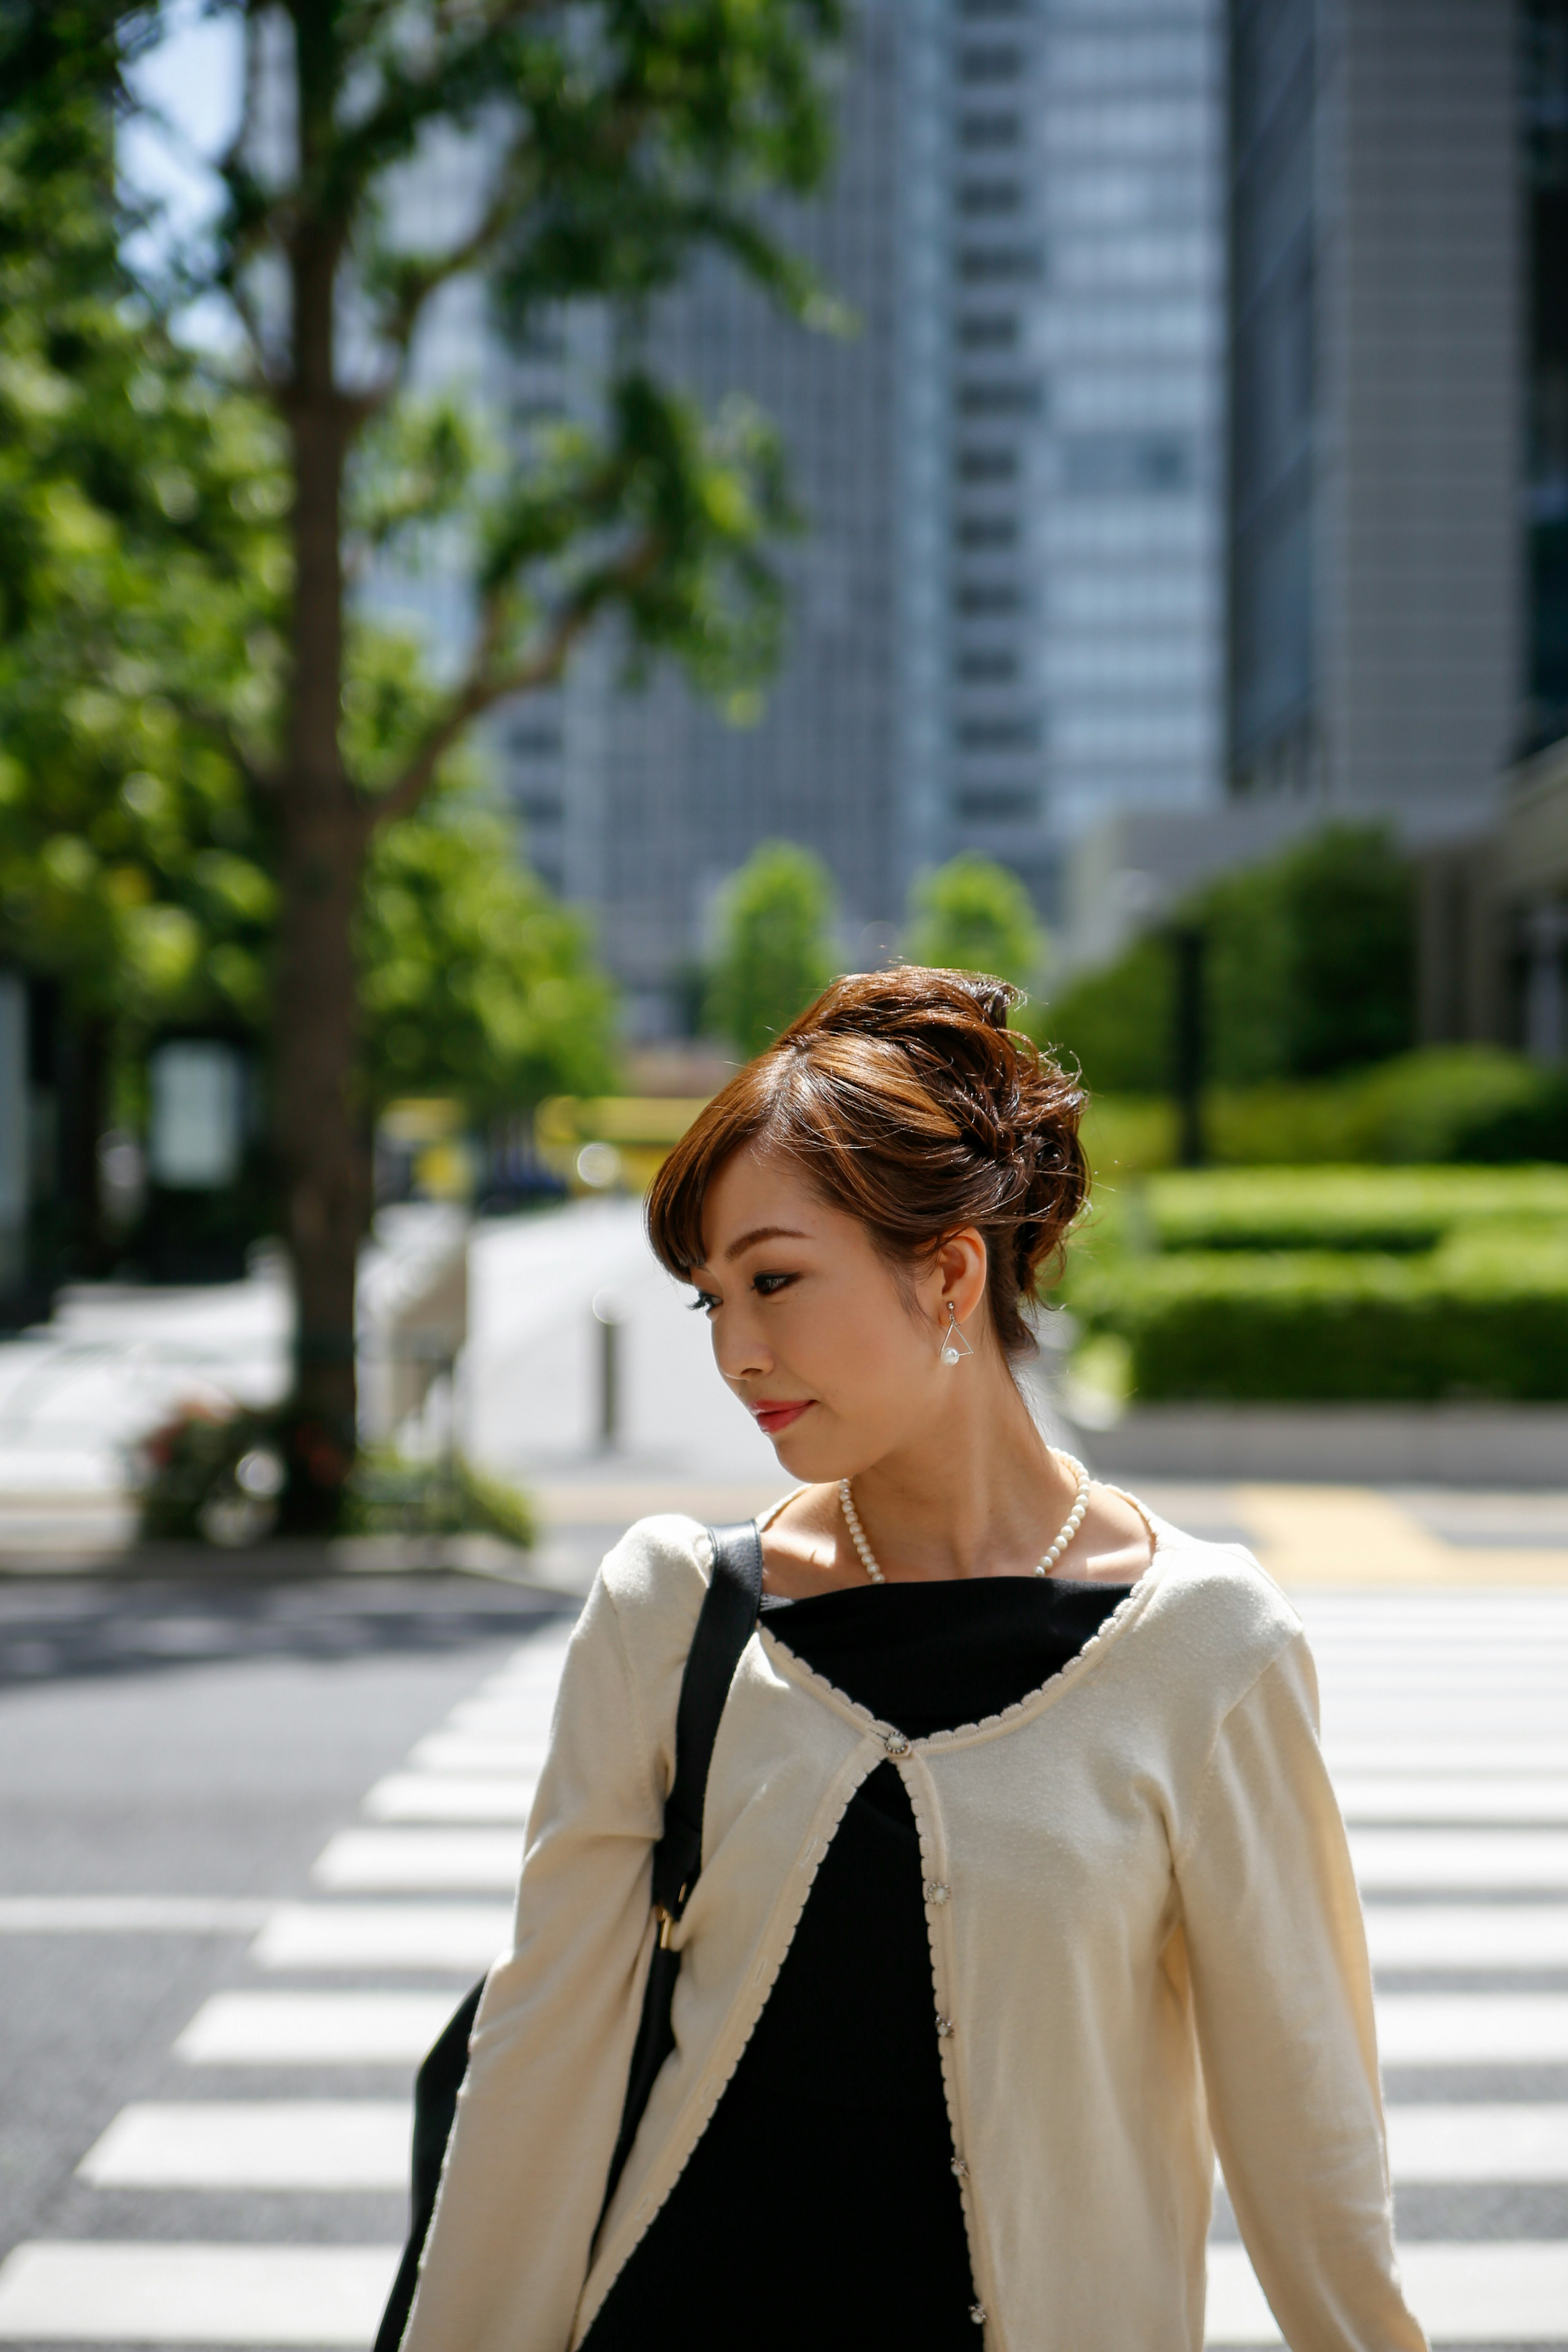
[1131,1513,1304,1706]
[584,1513,715,1709]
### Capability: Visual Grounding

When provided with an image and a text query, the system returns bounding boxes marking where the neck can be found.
[847,1346,1078,1581]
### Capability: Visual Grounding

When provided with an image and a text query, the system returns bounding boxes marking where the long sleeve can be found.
[399,1567,677,2352]
[1175,1635,1428,2352]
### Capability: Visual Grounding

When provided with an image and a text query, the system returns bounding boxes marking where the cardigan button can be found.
[924,1880,951,1906]
[935,2014,955,2038]
[884,1732,911,1757]
[951,2155,969,2180]
[969,2305,987,2327]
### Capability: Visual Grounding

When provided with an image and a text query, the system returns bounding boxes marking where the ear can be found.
[929,1228,988,1330]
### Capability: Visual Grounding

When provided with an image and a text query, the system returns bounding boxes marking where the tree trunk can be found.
[276,206,371,1469]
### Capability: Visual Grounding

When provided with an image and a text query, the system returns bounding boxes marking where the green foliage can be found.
[1135,1165,1568,1255]
[359,788,619,1118]
[0,101,284,1028]
[1064,1166,1568,1403]
[1045,824,1417,1096]
[1075,1049,1568,1176]
[703,840,837,1058]
[344,1451,536,1548]
[1068,1239,1568,1404]
[904,853,1045,993]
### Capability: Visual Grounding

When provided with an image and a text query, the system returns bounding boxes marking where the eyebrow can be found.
[722,1223,810,1263]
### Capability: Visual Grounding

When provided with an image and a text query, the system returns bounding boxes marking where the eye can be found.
[689,1288,720,1315]
[753,1272,796,1297]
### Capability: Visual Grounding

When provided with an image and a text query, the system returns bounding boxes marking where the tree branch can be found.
[366,534,662,829]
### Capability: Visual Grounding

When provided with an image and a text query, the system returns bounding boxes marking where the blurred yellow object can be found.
[537,1096,710,1194]
[412,1139,475,1201]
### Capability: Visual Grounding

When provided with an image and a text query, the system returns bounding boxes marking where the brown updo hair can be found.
[645,967,1089,1362]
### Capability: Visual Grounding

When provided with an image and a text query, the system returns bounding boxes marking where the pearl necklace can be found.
[837,1453,1092,1586]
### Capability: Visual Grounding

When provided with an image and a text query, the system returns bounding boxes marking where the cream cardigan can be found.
[401,1509,1428,2352]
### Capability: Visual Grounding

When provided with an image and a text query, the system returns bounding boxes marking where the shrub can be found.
[1139,1166,1568,1255]
[905,853,1045,993]
[1067,1242,1568,1403]
[702,841,837,1060]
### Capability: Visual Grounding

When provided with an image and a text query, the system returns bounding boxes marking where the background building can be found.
[1227,0,1520,831]
[491,0,1228,1037]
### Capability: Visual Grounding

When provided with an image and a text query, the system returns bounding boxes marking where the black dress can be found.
[582,1575,1131,2352]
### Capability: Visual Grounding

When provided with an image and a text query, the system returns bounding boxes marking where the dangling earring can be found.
[940,1301,974,1365]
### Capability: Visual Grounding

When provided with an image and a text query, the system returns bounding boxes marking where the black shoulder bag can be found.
[372,1520,765,2352]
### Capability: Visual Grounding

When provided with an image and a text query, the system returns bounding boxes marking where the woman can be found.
[401,969,1426,2352]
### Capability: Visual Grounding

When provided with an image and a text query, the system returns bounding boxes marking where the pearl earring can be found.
[940,1302,974,1365]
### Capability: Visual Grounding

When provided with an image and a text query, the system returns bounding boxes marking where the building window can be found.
[958,380,1040,417]
[961,112,1022,149]
[959,181,1023,218]
[956,648,1020,682]
[960,45,1024,80]
[955,788,1038,822]
[510,726,564,757]
[957,517,1020,550]
[958,245,1043,283]
[958,447,1019,483]
[957,717,1040,751]
[1060,432,1194,495]
[959,313,1020,351]
[956,582,1024,615]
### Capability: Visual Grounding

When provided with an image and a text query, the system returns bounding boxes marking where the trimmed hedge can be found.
[1067,1244,1568,1403]
[1142,1167,1568,1256]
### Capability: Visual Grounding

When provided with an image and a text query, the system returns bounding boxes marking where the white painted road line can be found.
[175,1990,457,2066]
[1205,2239,1568,2345]
[362,1773,539,1823]
[1365,1902,1568,1971]
[312,1829,522,1892]
[252,1901,510,1973]
[1349,1828,1568,1891]
[408,1733,551,1773]
[1328,1743,1568,1774]
[78,2102,412,2190]
[0,2242,401,2343]
[445,1699,560,1736]
[1376,1991,1568,2067]
[0,1896,273,1934]
[1385,2102,1568,2180]
[1338,1775,1568,1823]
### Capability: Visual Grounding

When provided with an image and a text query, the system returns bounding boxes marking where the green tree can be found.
[704,840,837,1060]
[905,852,1044,993]
[359,786,618,1120]
[3,0,844,1479]
[1045,824,1417,1096]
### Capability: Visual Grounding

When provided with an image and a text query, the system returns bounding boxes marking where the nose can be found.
[711,1305,773,1390]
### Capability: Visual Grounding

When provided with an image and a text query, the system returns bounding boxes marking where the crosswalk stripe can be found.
[1205,2239,1568,2345]
[311,1828,522,1892]
[445,1698,560,1735]
[1365,1902,1568,1970]
[0,1895,272,1934]
[1339,1775,1568,1822]
[1327,1742,1568,1774]
[0,2242,401,2343]
[407,1733,551,1773]
[363,1773,539,1822]
[1376,1991,1568,2065]
[1385,2103,1568,2181]
[78,2102,411,2189]
[1349,1827,1568,1890]
[175,1991,455,2065]
[252,1900,510,1972]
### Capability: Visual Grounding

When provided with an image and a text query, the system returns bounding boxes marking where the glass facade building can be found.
[494,0,1227,1034]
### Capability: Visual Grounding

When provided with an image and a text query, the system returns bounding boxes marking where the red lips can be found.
[752,1400,812,1437]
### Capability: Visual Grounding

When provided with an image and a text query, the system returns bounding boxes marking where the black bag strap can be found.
[650,1517,765,1922]
[601,1518,764,2212]
[374,1519,764,2352]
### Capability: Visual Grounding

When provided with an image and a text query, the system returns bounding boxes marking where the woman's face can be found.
[688,1141,982,1483]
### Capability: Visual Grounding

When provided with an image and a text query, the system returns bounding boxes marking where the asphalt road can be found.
[0,1572,572,2274]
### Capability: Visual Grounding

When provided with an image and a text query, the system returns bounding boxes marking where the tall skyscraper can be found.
[495,0,1228,1036]
[1227,0,1520,828]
